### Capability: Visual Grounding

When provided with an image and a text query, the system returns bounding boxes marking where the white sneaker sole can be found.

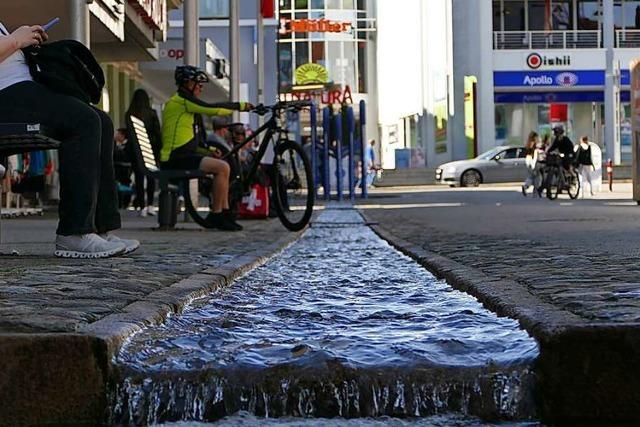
[54,246,126,259]
[123,243,140,255]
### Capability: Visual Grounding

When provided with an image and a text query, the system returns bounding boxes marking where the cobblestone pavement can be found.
[0,211,294,333]
[360,183,640,324]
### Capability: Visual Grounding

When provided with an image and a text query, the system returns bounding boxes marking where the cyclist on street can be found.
[161,65,253,231]
[547,125,575,172]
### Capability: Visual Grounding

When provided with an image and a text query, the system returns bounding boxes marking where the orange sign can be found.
[279,19,352,34]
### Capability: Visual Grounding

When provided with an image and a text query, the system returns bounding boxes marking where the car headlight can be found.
[446,166,457,173]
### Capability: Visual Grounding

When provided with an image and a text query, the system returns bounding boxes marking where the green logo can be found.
[295,63,329,85]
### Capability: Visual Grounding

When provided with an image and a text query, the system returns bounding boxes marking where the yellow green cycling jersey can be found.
[160,90,248,162]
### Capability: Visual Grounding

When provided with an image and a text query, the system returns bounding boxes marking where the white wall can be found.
[376,0,423,126]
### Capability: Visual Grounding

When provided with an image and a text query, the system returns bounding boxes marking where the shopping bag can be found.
[238,183,269,219]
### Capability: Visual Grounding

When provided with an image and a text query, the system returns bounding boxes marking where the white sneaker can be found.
[146,205,156,216]
[139,207,148,217]
[55,234,126,259]
[100,233,140,254]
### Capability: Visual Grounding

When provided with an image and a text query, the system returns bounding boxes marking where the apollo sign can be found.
[522,72,579,87]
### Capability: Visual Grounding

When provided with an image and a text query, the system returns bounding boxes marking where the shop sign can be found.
[294,63,329,85]
[128,0,166,31]
[494,90,631,104]
[280,85,354,105]
[279,18,352,34]
[526,52,571,69]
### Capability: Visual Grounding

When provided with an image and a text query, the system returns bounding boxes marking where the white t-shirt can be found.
[0,22,32,92]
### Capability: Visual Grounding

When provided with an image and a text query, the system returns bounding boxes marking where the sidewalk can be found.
[0,211,299,334]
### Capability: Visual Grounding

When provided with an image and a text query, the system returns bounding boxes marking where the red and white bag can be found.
[237,183,269,219]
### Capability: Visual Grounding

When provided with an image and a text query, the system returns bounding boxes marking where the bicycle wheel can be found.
[183,141,230,228]
[546,168,559,200]
[567,169,580,200]
[272,140,314,231]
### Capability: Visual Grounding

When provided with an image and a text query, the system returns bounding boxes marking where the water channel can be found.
[112,207,540,425]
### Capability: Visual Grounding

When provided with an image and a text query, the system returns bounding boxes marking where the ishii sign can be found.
[279,18,352,34]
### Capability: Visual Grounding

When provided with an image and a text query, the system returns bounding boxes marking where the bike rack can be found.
[317,103,369,201]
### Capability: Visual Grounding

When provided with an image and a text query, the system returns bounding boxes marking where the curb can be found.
[0,230,302,426]
[363,213,640,424]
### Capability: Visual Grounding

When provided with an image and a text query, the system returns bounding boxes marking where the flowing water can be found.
[112,208,540,425]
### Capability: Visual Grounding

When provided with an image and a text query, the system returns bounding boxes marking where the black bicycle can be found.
[183,100,314,232]
[543,153,580,200]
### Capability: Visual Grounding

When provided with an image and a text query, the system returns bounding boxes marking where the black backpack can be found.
[23,40,104,104]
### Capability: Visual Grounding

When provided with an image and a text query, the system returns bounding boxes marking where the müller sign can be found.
[279,18,352,34]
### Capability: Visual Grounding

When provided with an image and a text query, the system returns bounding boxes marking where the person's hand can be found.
[9,25,48,49]
[242,102,255,111]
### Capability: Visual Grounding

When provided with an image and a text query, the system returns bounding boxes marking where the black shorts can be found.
[161,154,204,171]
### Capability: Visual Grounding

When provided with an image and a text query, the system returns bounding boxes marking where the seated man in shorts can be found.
[160,65,253,231]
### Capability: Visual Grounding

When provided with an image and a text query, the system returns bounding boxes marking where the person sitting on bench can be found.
[160,65,253,231]
[0,20,138,258]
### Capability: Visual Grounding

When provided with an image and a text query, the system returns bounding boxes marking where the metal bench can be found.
[0,123,61,247]
[127,115,206,229]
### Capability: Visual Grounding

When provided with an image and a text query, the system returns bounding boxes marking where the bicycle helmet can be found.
[174,65,210,86]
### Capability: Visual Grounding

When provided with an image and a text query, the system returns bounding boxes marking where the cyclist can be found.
[547,125,575,172]
[161,65,253,231]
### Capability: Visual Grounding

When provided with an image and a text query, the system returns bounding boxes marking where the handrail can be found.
[493,30,601,50]
[616,29,640,48]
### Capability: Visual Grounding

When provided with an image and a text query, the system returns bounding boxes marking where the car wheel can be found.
[461,170,481,187]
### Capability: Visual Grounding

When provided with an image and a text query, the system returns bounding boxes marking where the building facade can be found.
[275,0,378,150]
[451,0,640,166]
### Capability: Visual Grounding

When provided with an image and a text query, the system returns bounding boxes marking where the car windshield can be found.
[476,147,504,160]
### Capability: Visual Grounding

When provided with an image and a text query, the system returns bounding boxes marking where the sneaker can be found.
[100,233,140,254]
[205,212,243,231]
[146,205,156,216]
[54,234,126,259]
[138,207,148,218]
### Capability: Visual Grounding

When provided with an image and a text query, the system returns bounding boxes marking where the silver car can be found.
[435,146,528,187]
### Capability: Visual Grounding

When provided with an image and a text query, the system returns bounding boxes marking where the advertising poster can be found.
[631,59,640,202]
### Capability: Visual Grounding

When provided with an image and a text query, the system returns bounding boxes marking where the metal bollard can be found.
[310,103,318,199]
[322,107,331,200]
[359,100,368,199]
[334,113,343,201]
[606,158,613,192]
[346,106,355,201]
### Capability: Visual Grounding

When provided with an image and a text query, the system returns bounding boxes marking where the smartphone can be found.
[42,17,60,32]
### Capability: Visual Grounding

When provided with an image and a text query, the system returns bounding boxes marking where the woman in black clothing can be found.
[125,89,161,216]
[0,20,138,258]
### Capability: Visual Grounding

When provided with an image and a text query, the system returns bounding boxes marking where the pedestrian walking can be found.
[575,136,598,197]
[0,20,139,258]
[522,131,539,196]
[125,89,162,217]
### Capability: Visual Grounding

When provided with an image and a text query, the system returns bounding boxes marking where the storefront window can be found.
[279,44,293,89]
[327,0,341,9]
[311,0,325,8]
[528,0,548,30]
[503,0,525,30]
[312,41,326,66]
[357,41,367,93]
[551,1,573,30]
[578,0,601,30]
[622,1,640,29]
[200,0,228,18]
[295,41,309,73]
[280,0,292,10]
[295,0,309,9]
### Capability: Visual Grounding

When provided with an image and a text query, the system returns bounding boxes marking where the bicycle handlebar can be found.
[251,100,313,116]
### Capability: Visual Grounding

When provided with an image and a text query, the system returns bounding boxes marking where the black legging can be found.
[0,81,120,235]
[132,169,155,209]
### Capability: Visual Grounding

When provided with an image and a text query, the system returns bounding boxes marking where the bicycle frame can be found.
[220,112,282,188]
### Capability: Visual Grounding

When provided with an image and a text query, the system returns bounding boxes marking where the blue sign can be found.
[494,70,605,88]
[495,90,631,103]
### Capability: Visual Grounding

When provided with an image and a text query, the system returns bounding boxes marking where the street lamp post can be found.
[230,0,240,122]
[70,0,91,46]
[604,0,621,164]
[184,0,199,66]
